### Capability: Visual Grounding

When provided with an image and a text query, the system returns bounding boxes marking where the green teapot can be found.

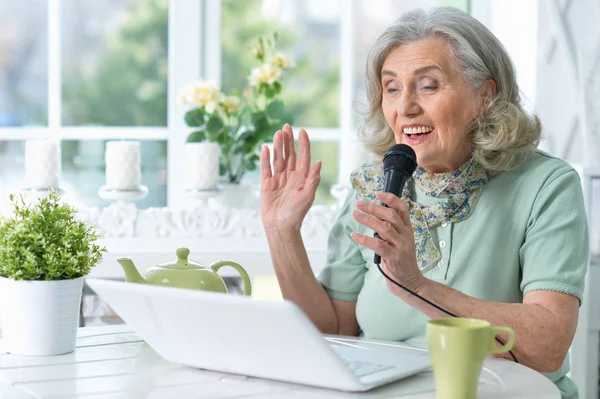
[117,247,251,295]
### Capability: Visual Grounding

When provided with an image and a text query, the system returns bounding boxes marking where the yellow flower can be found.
[248,63,282,87]
[271,52,295,69]
[221,95,241,114]
[178,80,222,113]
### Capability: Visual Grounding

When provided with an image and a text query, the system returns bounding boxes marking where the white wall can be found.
[533,1,600,397]
[472,0,539,112]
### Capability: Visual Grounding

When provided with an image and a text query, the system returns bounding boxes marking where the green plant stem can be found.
[225,152,234,182]
[224,118,248,184]
[234,162,246,184]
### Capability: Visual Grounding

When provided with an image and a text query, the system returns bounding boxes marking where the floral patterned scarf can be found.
[350,157,494,270]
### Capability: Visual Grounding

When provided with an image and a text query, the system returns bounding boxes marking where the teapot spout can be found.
[117,258,146,284]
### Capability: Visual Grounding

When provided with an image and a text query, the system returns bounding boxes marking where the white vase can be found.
[217,181,260,209]
[184,142,221,191]
[0,277,83,356]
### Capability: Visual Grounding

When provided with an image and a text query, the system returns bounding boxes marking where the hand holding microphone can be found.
[373,144,417,264]
[350,143,424,294]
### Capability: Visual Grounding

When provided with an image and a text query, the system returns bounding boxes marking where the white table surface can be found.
[0,325,560,399]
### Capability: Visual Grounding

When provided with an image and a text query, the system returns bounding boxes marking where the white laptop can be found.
[85,278,431,392]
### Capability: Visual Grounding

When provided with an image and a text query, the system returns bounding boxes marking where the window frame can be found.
[1,0,480,209]
[0,0,347,208]
[0,0,204,209]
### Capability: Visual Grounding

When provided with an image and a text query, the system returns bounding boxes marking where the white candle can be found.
[105,141,141,191]
[25,140,60,189]
[184,142,221,190]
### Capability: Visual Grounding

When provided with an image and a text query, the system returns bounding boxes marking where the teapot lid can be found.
[158,247,204,269]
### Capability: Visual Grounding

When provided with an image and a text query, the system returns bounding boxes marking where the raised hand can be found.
[260,124,322,232]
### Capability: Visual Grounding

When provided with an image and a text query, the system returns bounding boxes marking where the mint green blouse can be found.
[317,150,589,399]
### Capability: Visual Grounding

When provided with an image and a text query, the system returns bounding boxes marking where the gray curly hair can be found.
[357,7,541,171]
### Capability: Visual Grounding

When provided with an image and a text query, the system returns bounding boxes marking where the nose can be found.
[397,90,421,117]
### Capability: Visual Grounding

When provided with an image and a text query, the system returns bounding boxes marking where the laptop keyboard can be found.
[339,357,395,377]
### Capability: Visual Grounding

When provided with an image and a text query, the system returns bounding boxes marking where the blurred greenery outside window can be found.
[0,0,169,209]
[221,0,341,205]
[1,0,468,208]
[60,0,168,208]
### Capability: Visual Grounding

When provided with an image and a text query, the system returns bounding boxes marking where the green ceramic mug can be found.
[426,318,515,399]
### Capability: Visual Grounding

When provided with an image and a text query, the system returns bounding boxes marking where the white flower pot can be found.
[184,142,221,191]
[0,277,83,356]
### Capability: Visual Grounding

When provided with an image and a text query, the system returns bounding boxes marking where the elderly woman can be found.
[259,7,588,399]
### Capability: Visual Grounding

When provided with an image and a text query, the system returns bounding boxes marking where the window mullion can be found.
[202,0,222,84]
[48,0,62,133]
[55,127,169,140]
[167,0,203,209]
[295,128,341,141]
[338,0,357,186]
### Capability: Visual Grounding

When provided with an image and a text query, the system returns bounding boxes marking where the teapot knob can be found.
[176,247,190,260]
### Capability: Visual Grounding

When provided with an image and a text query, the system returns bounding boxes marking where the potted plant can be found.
[0,191,106,355]
[178,32,295,189]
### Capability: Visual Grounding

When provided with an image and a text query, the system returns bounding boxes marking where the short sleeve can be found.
[519,170,589,304]
[316,189,368,302]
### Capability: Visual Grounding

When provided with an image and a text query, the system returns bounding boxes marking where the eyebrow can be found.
[381,65,443,78]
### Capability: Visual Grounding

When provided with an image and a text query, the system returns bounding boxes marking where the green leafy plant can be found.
[0,191,107,281]
[178,33,295,184]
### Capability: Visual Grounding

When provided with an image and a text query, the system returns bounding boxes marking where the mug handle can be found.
[210,261,252,296]
[488,326,515,354]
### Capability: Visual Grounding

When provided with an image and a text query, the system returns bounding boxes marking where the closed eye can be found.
[417,77,439,92]
[417,85,438,93]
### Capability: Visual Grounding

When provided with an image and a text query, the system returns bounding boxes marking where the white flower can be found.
[178,80,222,113]
[204,99,218,114]
[248,64,282,87]
[221,95,241,114]
[271,52,295,69]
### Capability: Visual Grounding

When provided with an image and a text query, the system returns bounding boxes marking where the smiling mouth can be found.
[403,125,434,139]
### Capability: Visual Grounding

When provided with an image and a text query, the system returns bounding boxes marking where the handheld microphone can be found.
[373,144,417,264]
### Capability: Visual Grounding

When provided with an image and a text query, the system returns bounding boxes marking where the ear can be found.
[479,79,497,109]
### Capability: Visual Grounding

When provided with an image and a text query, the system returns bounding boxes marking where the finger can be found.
[260,145,272,187]
[297,128,311,177]
[352,210,399,244]
[283,125,296,171]
[272,130,284,174]
[350,232,392,258]
[306,160,321,191]
[355,200,404,231]
[376,192,411,227]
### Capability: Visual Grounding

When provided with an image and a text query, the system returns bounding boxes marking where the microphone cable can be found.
[375,262,519,364]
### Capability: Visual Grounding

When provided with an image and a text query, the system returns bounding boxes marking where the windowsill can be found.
[1,182,346,238]
[0,183,344,279]
[79,198,339,240]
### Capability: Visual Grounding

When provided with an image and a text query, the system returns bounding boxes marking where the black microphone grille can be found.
[383,144,417,174]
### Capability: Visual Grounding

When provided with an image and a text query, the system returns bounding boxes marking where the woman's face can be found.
[380,37,491,173]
